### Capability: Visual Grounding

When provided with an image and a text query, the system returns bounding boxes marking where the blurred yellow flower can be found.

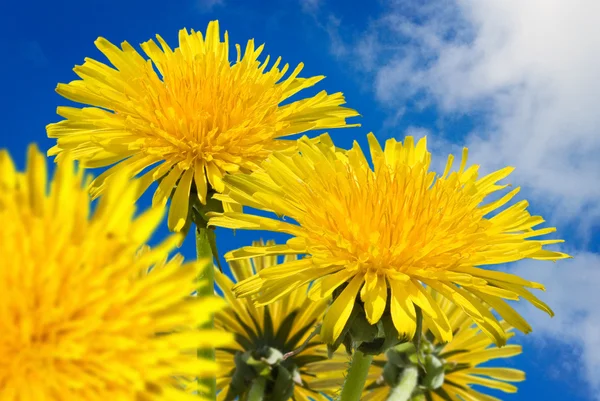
[0,145,232,401]
[214,240,348,400]
[47,20,359,231]
[209,133,569,346]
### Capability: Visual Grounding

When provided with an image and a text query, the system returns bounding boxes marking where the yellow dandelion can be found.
[0,145,232,401]
[364,290,525,401]
[209,133,570,347]
[215,240,348,401]
[46,20,359,232]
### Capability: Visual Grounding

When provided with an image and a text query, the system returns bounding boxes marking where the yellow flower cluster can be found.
[1,18,570,401]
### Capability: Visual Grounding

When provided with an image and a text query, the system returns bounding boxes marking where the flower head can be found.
[0,145,232,401]
[209,133,570,346]
[215,240,347,400]
[47,20,359,232]
[364,291,525,401]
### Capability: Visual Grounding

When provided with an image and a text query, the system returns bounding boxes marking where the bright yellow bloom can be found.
[364,291,525,401]
[0,145,232,401]
[46,20,359,232]
[214,240,348,401]
[209,133,570,346]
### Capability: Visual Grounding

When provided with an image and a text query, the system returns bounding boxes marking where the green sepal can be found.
[189,188,223,269]
[433,385,454,401]
[292,353,328,367]
[225,351,258,401]
[262,348,284,366]
[422,355,445,390]
[386,348,411,368]
[357,315,403,355]
[393,342,417,355]
[269,365,295,401]
[383,362,402,387]
[349,308,379,343]
[438,349,469,360]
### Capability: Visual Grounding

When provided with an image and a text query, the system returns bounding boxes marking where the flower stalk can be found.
[386,366,419,401]
[339,350,374,401]
[196,226,216,399]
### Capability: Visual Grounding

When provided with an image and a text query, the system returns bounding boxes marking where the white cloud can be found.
[339,0,600,237]
[511,253,600,398]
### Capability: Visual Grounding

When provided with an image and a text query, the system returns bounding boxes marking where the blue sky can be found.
[2,0,599,400]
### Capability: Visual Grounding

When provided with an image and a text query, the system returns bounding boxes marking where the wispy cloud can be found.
[511,253,600,399]
[196,0,224,12]
[328,0,600,238]
[299,0,320,14]
[325,15,348,58]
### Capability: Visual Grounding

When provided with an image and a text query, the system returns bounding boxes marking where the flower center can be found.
[301,161,488,274]
[127,45,286,167]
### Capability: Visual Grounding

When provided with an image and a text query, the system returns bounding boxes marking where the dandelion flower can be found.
[209,133,570,346]
[46,20,359,232]
[0,145,232,401]
[364,290,525,401]
[215,240,347,400]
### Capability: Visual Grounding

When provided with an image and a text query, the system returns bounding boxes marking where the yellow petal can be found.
[194,160,207,204]
[362,272,387,325]
[26,144,47,214]
[168,167,194,231]
[152,164,182,207]
[321,274,364,343]
[0,149,17,190]
[206,161,225,193]
[467,367,525,382]
[389,280,417,340]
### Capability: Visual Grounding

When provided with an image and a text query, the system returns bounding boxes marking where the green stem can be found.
[386,366,419,401]
[339,350,374,401]
[196,226,216,399]
[247,377,266,401]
